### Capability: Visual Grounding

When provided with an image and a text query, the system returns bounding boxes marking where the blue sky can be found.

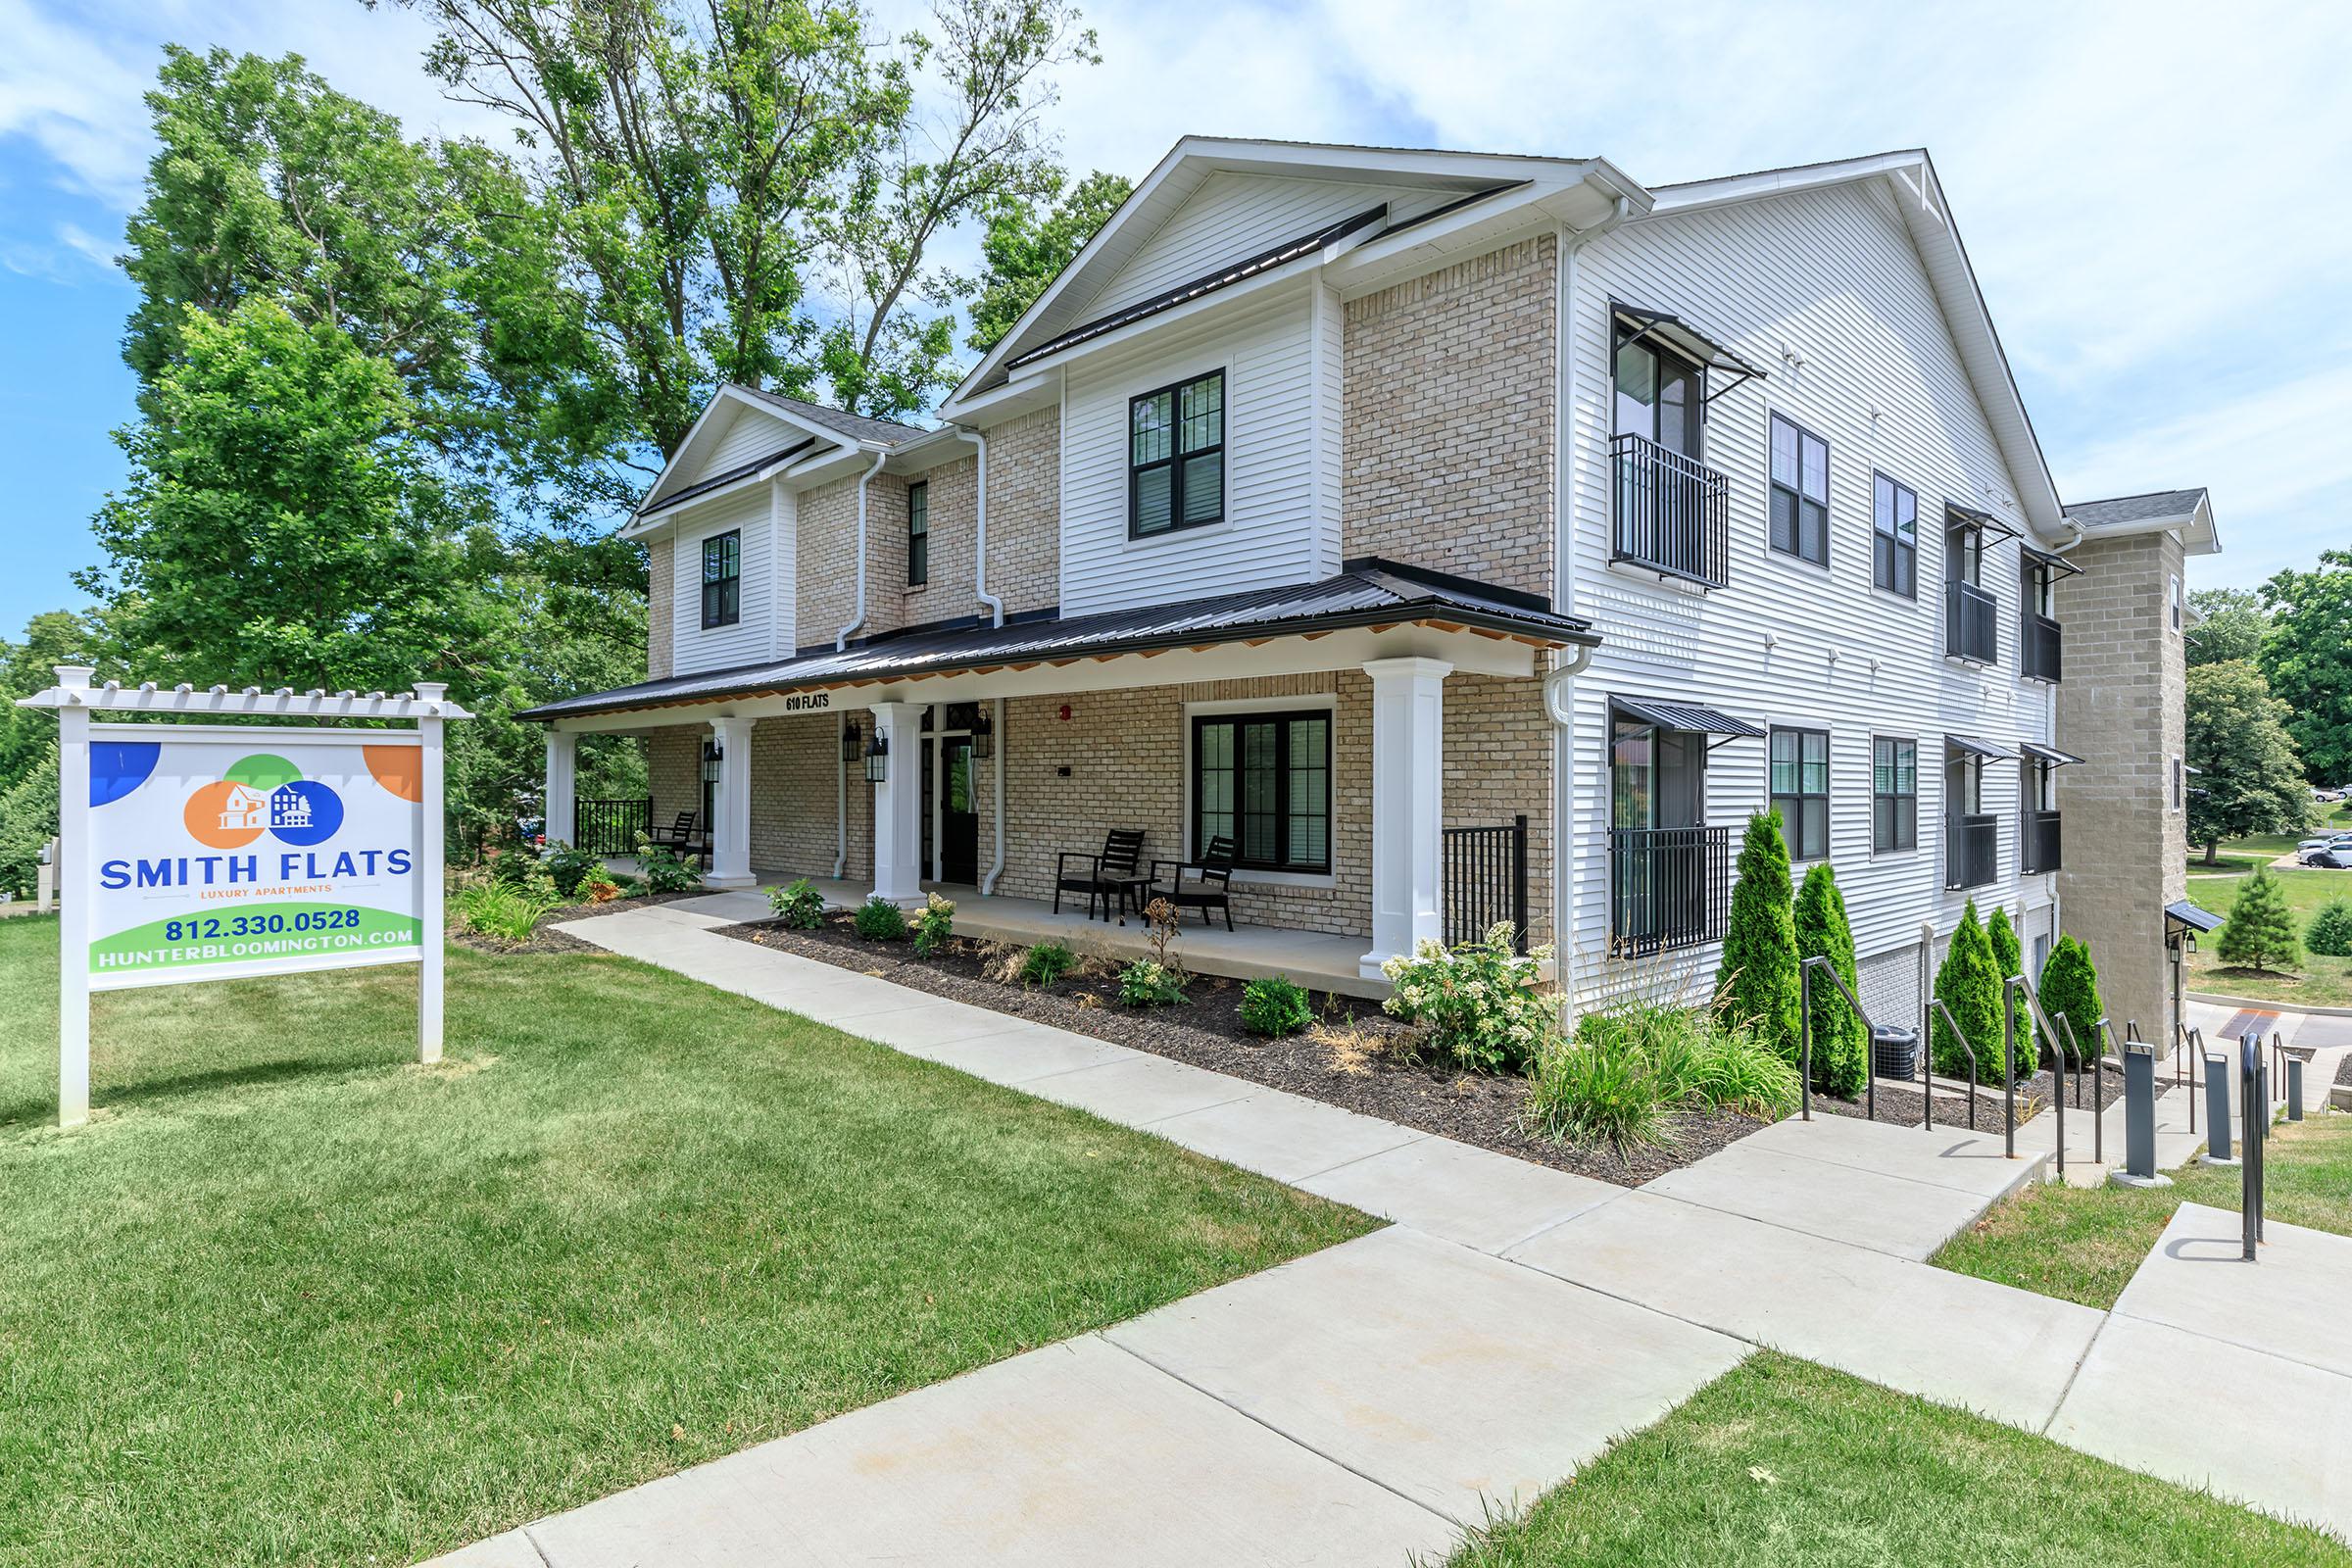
[5,0,2348,639]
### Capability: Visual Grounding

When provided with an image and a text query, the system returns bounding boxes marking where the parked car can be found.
[2298,832,2352,863]
[2309,847,2352,870]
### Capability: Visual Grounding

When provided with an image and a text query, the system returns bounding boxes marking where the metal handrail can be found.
[1925,997,1980,1133]
[2003,974,2068,1167]
[2059,1014,2106,1166]
[1798,954,1883,1123]
[2176,1022,2205,1133]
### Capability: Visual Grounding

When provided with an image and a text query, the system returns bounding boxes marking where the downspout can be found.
[834,712,849,880]
[982,697,1006,895]
[1546,196,1631,1020]
[834,448,889,651]
[951,425,1006,893]
[959,427,1004,628]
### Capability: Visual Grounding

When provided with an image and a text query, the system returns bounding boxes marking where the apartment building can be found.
[522,137,2216,1021]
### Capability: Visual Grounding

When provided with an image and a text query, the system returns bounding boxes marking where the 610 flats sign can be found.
[20,668,467,1127]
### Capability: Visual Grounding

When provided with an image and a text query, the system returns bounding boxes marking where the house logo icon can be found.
[217,783,271,832]
[185,754,344,851]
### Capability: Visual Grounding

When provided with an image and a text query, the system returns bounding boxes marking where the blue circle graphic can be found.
[267,779,344,846]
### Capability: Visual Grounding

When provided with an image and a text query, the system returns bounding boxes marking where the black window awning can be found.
[1946,502,2023,546]
[1610,695,1766,740]
[2021,741,2085,767]
[1610,300,1766,405]
[1946,734,2017,762]
[2167,900,2225,936]
[2021,544,2083,580]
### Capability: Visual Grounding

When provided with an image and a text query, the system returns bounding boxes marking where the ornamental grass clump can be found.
[455,881,563,943]
[1381,921,1556,1074]
[1240,974,1314,1037]
[852,895,908,942]
[911,892,956,956]
[1522,989,1798,1151]
[767,877,826,929]
[1016,941,1077,987]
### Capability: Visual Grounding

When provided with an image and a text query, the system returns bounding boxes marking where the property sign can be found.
[82,730,427,989]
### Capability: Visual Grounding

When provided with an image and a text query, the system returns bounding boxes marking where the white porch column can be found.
[543,728,578,850]
[1360,657,1452,979]
[869,701,926,904]
[707,714,757,889]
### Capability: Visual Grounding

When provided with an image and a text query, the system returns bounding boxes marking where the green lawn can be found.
[0,917,1372,1567]
[2184,865,2352,1006]
[1935,1115,2352,1309]
[1446,1351,2345,1566]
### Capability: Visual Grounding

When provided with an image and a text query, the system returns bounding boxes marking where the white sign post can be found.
[22,668,469,1127]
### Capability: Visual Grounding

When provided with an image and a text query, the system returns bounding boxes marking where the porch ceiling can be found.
[526,559,1595,733]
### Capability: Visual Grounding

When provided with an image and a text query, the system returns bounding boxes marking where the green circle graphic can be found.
[223,754,304,791]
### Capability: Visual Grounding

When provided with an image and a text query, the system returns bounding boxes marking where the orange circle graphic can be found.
[364,744,424,803]
[185,779,268,850]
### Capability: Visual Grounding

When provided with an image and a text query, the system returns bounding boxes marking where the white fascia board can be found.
[635,384,853,514]
[969,258,1323,384]
[883,425,978,474]
[2073,495,2222,556]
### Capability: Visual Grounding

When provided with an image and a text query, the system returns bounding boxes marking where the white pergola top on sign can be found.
[17,666,472,719]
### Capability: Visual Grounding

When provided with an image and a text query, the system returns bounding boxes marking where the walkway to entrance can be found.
[426,902,2352,1564]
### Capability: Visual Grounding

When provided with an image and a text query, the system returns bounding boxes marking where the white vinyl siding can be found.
[696,402,803,480]
[669,486,774,674]
[1561,176,2060,994]
[1060,285,1324,615]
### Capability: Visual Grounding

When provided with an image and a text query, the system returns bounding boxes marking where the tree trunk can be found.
[2202,840,2222,865]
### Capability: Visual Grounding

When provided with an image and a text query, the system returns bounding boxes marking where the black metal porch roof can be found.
[520,559,1597,722]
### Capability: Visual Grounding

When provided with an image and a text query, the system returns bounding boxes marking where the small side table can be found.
[1102,873,1156,925]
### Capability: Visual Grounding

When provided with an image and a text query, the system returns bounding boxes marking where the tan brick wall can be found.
[650,726,702,825]
[1443,673,1555,948]
[1341,234,1556,599]
[2056,531,2189,1046]
[795,474,917,650]
[903,454,979,628]
[646,538,673,679]
[982,405,1060,614]
[749,712,868,880]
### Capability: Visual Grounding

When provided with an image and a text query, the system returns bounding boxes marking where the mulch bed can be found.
[451,888,704,957]
[713,914,1778,1187]
[2336,1052,2352,1091]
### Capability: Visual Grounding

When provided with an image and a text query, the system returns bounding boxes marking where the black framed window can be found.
[1130,370,1224,538]
[1768,414,1829,565]
[700,530,740,628]
[1193,710,1329,873]
[1873,736,1917,853]
[1613,325,1703,458]
[1770,726,1831,859]
[1873,472,1918,597]
[1946,510,1986,586]
[906,480,929,587]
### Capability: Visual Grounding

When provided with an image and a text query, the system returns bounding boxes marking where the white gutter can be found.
[834,448,890,651]
[834,712,849,879]
[960,428,1004,627]
[982,697,1006,894]
[1545,197,1630,1021]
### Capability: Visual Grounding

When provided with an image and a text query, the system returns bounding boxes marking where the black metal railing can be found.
[1608,825,1731,957]
[1944,813,1997,889]
[574,797,653,856]
[1945,579,1997,663]
[2021,808,2062,874]
[1443,814,1529,952]
[1611,432,1731,588]
[2023,612,2062,681]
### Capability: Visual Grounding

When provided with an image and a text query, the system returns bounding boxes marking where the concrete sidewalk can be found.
[423,903,2342,1564]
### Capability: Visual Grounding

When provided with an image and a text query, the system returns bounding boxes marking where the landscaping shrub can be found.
[455,881,562,942]
[1932,902,2003,1082]
[1117,957,1188,1007]
[1527,1020,1668,1150]
[1792,863,1865,1099]
[1016,941,1076,987]
[543,843,601,900]
[1686,1020,1803,1119]
[1715,812,1799,1060]
[912,893,956,957]
[1381,921,1556,1074]
[767,877,826,929]
[1240,974,1313,1037]
[852,896,909,942]
[2218,866,2301,973]
[2308,898,2352,958]
[2037,935,2105,1063]
[584,876,622,904]
[633,839,704,894]
[1987,906,2023,985]
[488,845,557,898]
[1524,992,1799,1150]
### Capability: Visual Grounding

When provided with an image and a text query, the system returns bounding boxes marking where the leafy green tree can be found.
[2217,866,2301,974]
[959,169,1131,351]
[1986,906,2022,984]
[2187,586,2269,667]
[2261,550,2352,789]
[0,611,98,799]
[1716,811,1798,1061]
[2037,935,2105,1064]
[1932,902,2002,1083]
[2186,660,2315,861]
[0,740,58,901]
[1792,862,1864,1098]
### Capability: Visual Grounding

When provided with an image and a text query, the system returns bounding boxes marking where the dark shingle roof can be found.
[2064,489,2207,528]
[636,438,815,518]
[521,560,1596,721]
[729,385,927,447]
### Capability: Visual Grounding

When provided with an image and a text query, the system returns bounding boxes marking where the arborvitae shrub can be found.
[1715,812,1799,1063]
[1792,862,1865,1098]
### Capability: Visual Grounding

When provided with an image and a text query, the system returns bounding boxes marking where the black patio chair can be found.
[645,809,711,868]
[1054,828,1147,921]
[1151,836,1237,931]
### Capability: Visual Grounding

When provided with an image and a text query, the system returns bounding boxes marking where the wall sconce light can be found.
[863,729,889,784]
[971,709,995,760]
[701,738,723,782]
[840,717,862,763]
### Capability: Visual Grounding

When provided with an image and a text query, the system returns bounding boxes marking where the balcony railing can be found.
[1944,813,1998,890]
[1443,814,1530,953]
[2023,612,2062,682]
[574,797,653,857]
[1611,432,1731,588]
[2022,808,2063,874]
[1946,579,1997,663]
[1609,825,1731,957]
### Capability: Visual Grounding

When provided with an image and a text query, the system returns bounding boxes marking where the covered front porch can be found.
[526,561,1592,984]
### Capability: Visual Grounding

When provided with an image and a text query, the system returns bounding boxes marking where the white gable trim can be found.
[634,386,861,518]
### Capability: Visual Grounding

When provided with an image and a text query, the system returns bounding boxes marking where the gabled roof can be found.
[2064,487,2220,556]
[520,559,1595,722]
[729,385,925,448]
[629,384,929,531]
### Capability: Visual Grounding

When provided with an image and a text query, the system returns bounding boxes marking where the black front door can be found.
[940,736,978,884]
